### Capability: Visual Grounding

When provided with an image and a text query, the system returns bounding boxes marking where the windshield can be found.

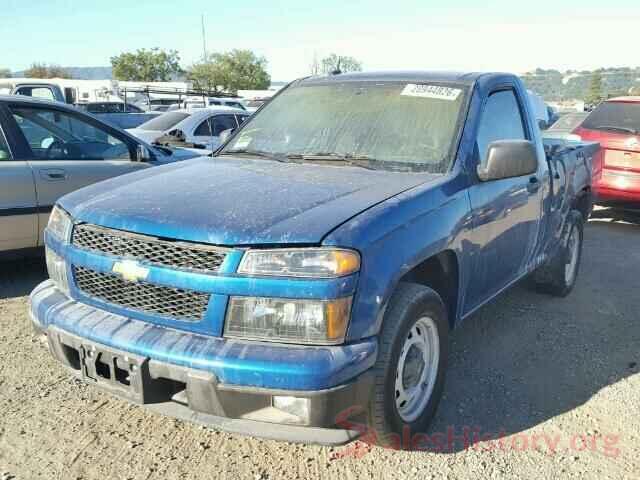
[221,81,468,173]
[582,101,640,134]
[138,111,190,131]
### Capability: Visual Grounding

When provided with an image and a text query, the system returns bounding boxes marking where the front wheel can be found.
[368,283,449,448]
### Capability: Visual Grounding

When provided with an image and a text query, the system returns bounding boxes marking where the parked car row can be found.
[27,71,600,448]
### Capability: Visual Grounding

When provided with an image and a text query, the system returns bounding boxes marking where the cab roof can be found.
[298,70,510,87]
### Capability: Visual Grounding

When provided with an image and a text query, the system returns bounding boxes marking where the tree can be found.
[585,71,604,105]
[319,54,362,74]
[23,63,72,79]
[187,55,226,93]
[187,49,270,93]
[111,48,182,82]
[0,68,11,78]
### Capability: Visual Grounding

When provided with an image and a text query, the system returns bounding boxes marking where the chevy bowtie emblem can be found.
[112,260,149,283]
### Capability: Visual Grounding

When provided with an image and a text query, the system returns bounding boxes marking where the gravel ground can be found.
[0,209,639,480]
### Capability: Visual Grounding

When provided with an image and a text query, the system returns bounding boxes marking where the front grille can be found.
[73,266,210,321]
[72,224,227,273]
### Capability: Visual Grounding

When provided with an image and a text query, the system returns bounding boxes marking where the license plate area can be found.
[605,149,640,170]
[48,328,151,404]
[79,343,146,403]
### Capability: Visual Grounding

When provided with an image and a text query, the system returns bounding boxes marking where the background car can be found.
[243,97,269,113]
[127,107,249,152]
[166,97,247,111]
[0,94,202,254]
[79,102,144,114]
[573,96,640,208]
[78,101,161,129]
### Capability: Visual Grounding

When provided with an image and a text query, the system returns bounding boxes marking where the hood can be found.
[59,157,438,245]
[153,146,204,163]
[126,128,162,144]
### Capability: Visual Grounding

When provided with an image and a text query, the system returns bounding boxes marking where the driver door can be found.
[8,104,149,245]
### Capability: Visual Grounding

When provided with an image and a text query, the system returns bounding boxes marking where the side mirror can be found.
[218,128,235,144]
[136,144,152,162]
[477,140,538,182]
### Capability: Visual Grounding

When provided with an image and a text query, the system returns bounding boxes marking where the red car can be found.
[573,97,640,208]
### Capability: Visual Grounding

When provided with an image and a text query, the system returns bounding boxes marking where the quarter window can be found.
[476,89,526,165]
[0,128,11,160]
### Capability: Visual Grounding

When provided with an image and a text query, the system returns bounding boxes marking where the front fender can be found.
[323,175,473,341]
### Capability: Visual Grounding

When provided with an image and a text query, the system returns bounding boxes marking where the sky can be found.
[1,0,639,81]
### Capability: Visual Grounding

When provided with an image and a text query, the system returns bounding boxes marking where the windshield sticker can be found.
[234,136,251,149]
[401,84,462,101]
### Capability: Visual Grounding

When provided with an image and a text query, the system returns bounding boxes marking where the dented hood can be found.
[59,156,436,245]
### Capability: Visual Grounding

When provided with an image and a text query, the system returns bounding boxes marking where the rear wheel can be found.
[534,210,584,297]
[368,283,449,448]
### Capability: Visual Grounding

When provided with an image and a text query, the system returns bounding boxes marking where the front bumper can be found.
[30,281,376,445]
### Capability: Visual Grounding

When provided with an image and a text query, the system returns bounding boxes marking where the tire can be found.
[368,282,449,449]
[533,210,584,297]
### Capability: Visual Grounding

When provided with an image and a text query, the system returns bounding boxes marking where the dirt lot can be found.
[1,209,639,480]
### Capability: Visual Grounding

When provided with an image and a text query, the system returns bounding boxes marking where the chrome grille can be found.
[72,224,227,273]
[73,266,210,321]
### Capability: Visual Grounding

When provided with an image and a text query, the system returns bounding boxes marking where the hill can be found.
[12,66,113,80]
[522,67,640,101]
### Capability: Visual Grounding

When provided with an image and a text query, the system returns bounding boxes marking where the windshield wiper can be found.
[594,125,638,135]
[218,149,289,162]
[286,152,378,170]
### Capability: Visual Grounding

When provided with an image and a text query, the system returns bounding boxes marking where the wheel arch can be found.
[395,250,460,330]
[574,186,593,222]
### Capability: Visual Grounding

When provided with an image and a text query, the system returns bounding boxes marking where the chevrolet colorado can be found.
[29,71,598,447]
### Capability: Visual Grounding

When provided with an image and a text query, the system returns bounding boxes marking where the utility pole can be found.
[201,14,207,62]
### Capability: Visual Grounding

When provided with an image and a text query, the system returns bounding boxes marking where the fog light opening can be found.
[272,396,311,422]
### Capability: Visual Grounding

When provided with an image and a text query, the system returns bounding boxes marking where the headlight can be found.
[46,247,70,295]
[238,248,360,278]
[47,205,72,242]
[224,296,352,345]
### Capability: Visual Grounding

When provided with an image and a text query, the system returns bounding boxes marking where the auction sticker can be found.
[401,84,462,101]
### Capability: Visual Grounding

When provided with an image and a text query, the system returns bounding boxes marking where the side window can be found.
[125,104,143,113]
[0,128,12,160]
[210,115,237,136]
[86,103,107,114]
[194,119,212,137]
[16,86,56,102]
[476,89,526,165]
[10,106,132,161]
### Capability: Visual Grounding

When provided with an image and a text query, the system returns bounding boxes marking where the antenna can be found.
[201,14,207,62]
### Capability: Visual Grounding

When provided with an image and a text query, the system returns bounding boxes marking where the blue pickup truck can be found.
[29,72,599,447]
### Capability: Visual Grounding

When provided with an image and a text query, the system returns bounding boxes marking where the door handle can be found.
[527,176,540,193]
[40,169,68,181]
